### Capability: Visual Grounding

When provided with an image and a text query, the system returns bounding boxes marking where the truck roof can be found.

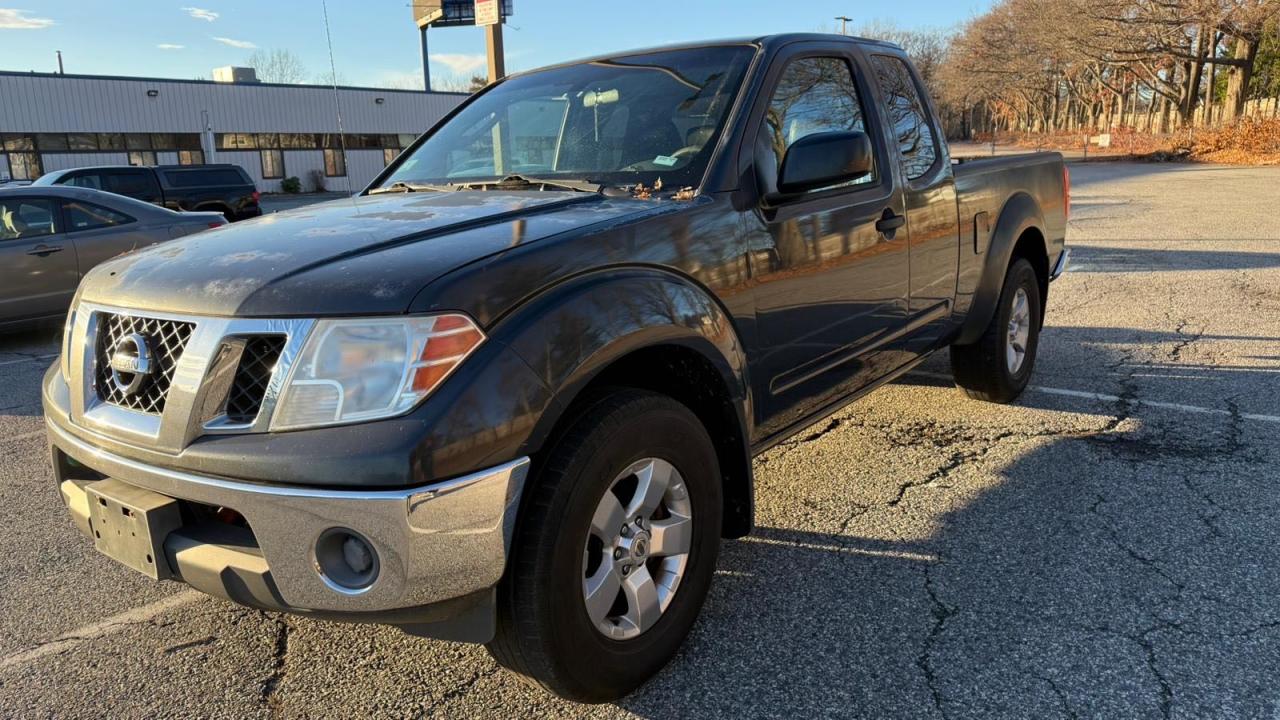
[508,33,904,79]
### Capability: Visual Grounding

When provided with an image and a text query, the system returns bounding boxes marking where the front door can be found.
[0,196,78,323]
[747,48,910,438]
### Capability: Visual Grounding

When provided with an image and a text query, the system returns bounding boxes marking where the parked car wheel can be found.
[487,388,722,702]
[950,257,1043,403]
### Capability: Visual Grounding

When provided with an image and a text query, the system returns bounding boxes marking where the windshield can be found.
[378,45,755,191]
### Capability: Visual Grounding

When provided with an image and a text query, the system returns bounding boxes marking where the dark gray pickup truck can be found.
[43,34,1066,702]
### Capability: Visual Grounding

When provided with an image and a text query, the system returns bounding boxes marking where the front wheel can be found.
[487,388,722,702]
[950,257,1043,403]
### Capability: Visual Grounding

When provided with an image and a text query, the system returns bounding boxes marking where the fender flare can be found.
[955,192,1047,346]
[491,266,756,535]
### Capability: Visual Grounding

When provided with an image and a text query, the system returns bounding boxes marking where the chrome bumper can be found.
[49,416,529,616]
[1049,247,1070,280]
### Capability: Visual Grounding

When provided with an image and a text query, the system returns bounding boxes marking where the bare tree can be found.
[245,49,308,85]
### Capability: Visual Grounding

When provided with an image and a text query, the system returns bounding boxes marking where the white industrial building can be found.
[0,69,466,192]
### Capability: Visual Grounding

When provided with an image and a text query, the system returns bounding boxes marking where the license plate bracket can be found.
[86,479,183,580]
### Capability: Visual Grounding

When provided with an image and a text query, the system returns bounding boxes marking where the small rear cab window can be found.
[162,168,248,188]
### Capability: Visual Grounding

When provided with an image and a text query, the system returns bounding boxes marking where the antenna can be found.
[321,0,352,196]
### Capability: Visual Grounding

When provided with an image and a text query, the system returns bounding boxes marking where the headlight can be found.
[270,314,484,431]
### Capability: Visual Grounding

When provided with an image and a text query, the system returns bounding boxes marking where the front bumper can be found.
[47,412,529,638]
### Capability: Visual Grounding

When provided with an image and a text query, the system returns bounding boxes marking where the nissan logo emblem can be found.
[108,333,153,395]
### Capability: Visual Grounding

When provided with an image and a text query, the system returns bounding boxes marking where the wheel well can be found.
[1011,227,1048,318]
[553,345,752,539]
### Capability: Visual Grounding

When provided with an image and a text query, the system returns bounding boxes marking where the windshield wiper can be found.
[368,181,456,195]
[455,174,603,194]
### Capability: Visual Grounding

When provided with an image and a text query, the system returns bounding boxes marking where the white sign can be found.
[475,0,499,26]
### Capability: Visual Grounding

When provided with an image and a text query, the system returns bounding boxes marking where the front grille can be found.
[225,336,286,424]
[94,313,195,414]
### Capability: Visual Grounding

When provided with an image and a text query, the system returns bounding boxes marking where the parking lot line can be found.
[0,591,203,673]
[909,371,1280,424]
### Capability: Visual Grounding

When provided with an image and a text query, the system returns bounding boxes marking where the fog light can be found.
[314,528,379,593]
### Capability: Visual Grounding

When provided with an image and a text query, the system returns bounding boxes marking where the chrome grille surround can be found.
[67,302,315,453]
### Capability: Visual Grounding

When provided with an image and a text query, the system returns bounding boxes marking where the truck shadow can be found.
[612,320,1278,717]
[615,407,1276,718]
[1064,245,1280,273]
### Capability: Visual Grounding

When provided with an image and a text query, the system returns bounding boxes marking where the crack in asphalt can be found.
[917,563,957,720]
[260,614,290,715]
[413,666,499,718]
[1029,671,1079,720]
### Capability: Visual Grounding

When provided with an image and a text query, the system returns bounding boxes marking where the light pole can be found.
[834,16,852,36]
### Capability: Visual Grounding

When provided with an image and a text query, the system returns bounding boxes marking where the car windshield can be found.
[378,45,756,191]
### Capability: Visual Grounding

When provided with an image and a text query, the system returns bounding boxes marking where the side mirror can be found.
[769,131,873,203]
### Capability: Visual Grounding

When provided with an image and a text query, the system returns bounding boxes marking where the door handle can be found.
[876,210,906,235]
[26,244,64,257]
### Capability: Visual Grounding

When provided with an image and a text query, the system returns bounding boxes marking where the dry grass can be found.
[1001,118,1280,165]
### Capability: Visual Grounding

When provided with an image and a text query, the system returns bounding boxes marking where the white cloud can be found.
[157,43,185,50]
[0,8,54,29]
[211,36,255,49]
[182,6,218,21]
[430,53,486,76]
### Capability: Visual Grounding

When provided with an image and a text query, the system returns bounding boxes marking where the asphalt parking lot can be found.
[2,161,1278,718]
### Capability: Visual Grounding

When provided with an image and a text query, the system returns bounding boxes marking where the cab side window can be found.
[0,198,57,240]
[870,55,938,180]
[64,201,134,232]
[761,56,876,190]
[66,173,105,190]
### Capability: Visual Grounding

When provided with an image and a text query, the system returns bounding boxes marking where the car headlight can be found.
[270,314,484,431]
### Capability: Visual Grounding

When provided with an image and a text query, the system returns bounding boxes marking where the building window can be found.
[97,133,126,151]
[2,134,34,152]
[67,133,99,151]
[125,134,153,151]
[0,154,9,182]
[216,133,257,150]
[127,151,157,167]
[260,149,284,179]
[36,133,69,151]
[324,148,346,177]
[383,148,399,166]
[9,152,42,180]
[178,150,204,166]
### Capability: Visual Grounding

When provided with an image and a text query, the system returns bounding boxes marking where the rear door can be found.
[60,198,153,273]
[0,196,79,322]
[746,43,911,438]
[867,52,960,350]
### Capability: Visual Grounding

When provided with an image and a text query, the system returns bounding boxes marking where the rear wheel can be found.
[950,257,1042,403]
[487,389,722,702]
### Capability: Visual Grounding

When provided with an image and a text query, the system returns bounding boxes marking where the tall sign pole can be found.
[476,0,505,83]
[420,26,432,91]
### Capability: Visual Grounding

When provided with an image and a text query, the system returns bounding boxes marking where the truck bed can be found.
[951,151,1068,320]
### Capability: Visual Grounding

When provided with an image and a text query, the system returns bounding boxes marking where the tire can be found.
[487,388,722,702]
[950,257,1042,403]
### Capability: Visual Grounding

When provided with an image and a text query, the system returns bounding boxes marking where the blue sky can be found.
[0,1,991,89]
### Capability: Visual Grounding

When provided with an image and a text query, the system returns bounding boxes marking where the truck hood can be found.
[78,190,651,317]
